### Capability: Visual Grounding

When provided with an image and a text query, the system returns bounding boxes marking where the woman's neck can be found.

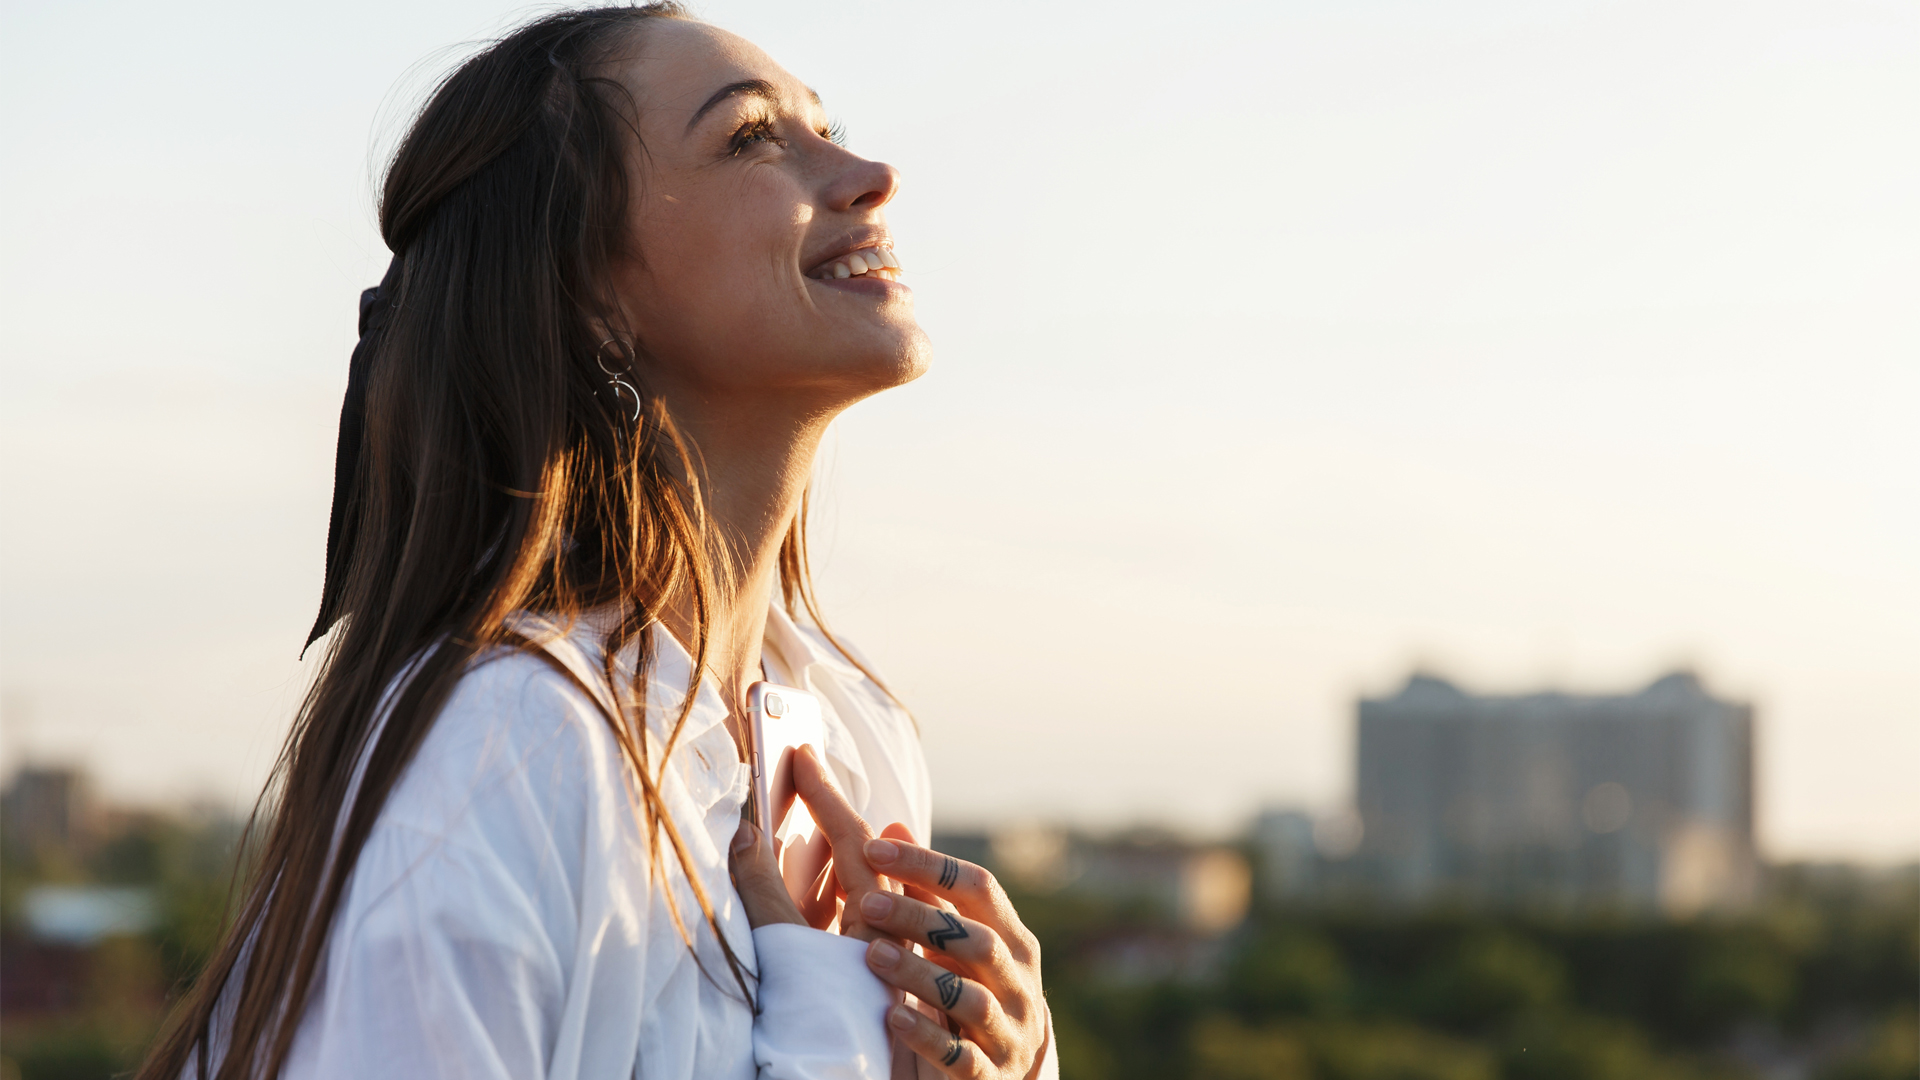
[657,394,836,712]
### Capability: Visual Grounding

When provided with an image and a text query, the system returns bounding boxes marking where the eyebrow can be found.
[684,78,825,135]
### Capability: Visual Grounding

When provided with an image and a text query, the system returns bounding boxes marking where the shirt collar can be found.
[761,604,867,687]
[504,609,733,751]
[506,604,870,784]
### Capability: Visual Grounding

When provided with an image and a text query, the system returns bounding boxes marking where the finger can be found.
[879,822,937,904]
[863,839,1038,962]
[865,939,1004,1035]
[728,820,806,929]
[791,747,889,933]
[887,1002,982,1078]
[857,890,1003,970]
[799,851,838,930]
[792,747,879,885]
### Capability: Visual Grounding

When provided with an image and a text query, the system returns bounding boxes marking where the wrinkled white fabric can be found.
[264,607,913,1080]
[227,603,1055,1080]
[750,926,898,1078]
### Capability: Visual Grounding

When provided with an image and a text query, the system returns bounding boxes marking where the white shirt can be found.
[275,605,935,1080]
[265,605,1062,1080]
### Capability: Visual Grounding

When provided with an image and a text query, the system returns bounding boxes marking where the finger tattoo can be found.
[941,1037,963,1067]
[934,969,962,1010]
[937,855,960,890]
[926,911,970,951]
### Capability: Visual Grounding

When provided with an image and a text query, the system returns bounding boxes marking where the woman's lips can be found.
[806,244,903,282]
[811,272,909,297]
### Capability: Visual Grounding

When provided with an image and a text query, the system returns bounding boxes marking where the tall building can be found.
[2,766,101,857]
[1353,671,1756,912]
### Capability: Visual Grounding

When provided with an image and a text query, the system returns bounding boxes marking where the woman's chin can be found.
[819,346,930,398]
[868,326,933,389]
[811,320,931,392]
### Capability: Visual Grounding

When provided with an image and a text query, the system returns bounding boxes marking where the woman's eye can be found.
[731,120,783,155]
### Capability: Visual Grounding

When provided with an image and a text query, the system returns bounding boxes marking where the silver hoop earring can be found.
[595,338,642,422]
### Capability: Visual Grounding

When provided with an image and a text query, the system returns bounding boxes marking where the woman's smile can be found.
[805,243,905,283]
[806,251,909,299]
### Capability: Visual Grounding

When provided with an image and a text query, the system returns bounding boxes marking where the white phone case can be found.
[747,681,830,905]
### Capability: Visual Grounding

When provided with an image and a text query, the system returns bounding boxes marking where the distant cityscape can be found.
[0,669,1838,949]
[1275,670,1757,914]
[3,671,1914,1079]
[939,670,1765,935]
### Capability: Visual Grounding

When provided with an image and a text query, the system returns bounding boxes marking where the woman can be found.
[137,6,1052,1079]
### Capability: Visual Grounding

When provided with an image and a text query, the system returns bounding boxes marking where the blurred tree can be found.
[1190,1016,1312,1080]
[1815,1008,1920,1080]
[1299,1020,1494,1080]
[2,1025,123,1080]
[1408,931,1565,1033]
[1051,996,1120,1080]
[1226,930,1351,1019]
[1189,1017,1495,1080]
[3,935,164,1080]
[1788,881,1920,1031]
[1051,980,1203,1080]
[87,823,162,885]
[1499,1012,1705,1080]
[152,810,248,992]
[1679,931,1794,1035]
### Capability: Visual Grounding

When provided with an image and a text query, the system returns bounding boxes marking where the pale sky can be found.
[2,0,1915,862]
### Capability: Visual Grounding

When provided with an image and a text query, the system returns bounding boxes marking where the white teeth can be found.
[814,245,902,280]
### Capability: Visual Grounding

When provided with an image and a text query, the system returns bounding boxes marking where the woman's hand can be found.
[729,817,808,929]
[789,745,896,942]
[857,838,1049,1079]
[730,745,895,938]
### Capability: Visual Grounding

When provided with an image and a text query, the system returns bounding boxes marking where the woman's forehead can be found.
[616,19,816,126]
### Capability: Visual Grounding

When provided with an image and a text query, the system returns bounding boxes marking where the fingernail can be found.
[869,940,901,967]
[731,822,753,854]
[889,1004,917,1031]
[860,891,894,919]
[865,838,899,864]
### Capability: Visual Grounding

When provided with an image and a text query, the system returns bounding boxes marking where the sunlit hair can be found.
[138,6,896,1077]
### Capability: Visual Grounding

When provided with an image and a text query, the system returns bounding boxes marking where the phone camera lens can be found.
[764,693,786,718]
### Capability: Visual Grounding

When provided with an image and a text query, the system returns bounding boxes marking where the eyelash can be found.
[728,116,848,156]
[730,118,783,154]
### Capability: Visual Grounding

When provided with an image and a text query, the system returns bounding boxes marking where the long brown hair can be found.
[139,6,888,1076]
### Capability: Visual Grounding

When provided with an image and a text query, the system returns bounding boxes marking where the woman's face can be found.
[610,20,930,410]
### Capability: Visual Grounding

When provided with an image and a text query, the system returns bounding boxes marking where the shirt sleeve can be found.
[751,924,897,1080]
[288,824,593,1080]
[283,656,649,1080]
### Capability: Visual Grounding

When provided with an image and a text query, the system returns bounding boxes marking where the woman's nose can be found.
[827,156,901,213]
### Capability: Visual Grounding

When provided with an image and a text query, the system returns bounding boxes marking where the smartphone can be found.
[747,681,832,907]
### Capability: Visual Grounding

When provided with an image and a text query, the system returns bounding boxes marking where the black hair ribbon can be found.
[304,256,402,654]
